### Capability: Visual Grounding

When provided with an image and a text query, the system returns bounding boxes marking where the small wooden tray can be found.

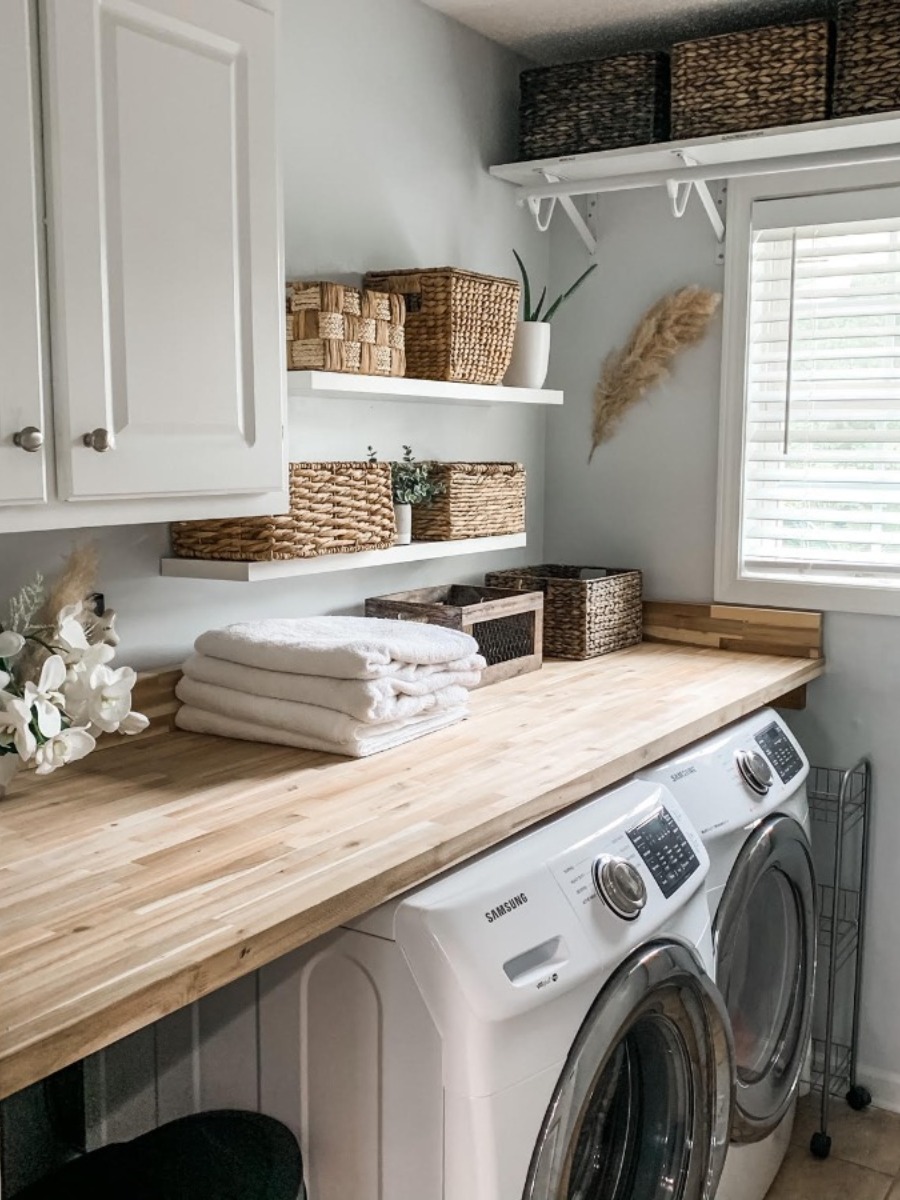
[365,584,543,685]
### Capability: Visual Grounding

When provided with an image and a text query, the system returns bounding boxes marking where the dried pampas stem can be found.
[590,286,721,458]
[35,543,99,630]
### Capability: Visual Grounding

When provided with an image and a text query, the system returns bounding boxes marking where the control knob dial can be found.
[592,855,647,922]
[736,749,774,797]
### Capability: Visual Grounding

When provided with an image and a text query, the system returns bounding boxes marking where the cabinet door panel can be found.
[0,0,49,508]
[44,0,284,503]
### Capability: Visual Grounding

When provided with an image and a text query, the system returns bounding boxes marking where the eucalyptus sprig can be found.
[513,249,598,323]
[368,445,444,507]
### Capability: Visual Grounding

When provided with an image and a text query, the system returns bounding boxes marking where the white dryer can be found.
[296,779,734,1200]
[639,709,815,1200]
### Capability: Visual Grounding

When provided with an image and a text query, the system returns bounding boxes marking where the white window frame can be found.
[715,159,900,618]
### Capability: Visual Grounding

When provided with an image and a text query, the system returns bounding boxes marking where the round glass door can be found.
[523,941,733,1200]
[714,814,816,1143]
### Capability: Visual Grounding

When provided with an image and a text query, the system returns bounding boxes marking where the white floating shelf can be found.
[161,533,527,582]
[287,370,562,407]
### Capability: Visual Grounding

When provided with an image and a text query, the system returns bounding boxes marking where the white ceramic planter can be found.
[504,320,551,389]
[0,754,21,801]
[394,503,412,545]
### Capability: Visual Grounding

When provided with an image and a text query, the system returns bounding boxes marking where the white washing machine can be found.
[296,779,734,1200]
[640,709,815,1200]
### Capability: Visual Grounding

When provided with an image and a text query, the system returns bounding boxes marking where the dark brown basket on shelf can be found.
[671,20,832,140]
[365,585,543,685]
[286,280,406,377]
[518,52,670,160]
[171,462,396,562]
[834,0,900,118]
[362,268,519,385]
[485,565,642,660]
[411,463,526,541]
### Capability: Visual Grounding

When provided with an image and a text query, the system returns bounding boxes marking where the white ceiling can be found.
[419,0,830,61]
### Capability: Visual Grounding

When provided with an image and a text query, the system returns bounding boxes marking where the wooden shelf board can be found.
[286,370,563,406]
[160,533,528,582]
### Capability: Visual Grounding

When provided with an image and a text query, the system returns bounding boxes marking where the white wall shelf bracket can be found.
[525,171,598,254]
[667,153,726,245]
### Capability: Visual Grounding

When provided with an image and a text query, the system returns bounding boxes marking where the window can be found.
[717,167,900,615]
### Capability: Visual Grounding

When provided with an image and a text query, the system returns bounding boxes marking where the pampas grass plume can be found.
[590,286,721,459]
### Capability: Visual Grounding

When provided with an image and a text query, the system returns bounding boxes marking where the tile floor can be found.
[766,1095,900,1199]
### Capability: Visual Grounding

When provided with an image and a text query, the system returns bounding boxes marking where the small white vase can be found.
[0,754,21,801]
[394,503,412,545]
[504,320,551,389]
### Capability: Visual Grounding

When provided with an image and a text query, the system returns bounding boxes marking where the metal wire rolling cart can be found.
[807,758,873,1159]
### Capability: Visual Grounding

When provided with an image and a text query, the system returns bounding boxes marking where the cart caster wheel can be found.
[811,1131,832,1159]
[847,1085,873,1111]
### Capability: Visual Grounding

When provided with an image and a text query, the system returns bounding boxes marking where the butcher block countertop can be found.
[0,640,823,1100]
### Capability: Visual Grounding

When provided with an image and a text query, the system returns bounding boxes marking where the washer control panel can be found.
[755,720,805,784]
[626,807,701,899]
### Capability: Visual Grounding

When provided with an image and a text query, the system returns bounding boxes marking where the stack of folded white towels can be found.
[175,616,486,758]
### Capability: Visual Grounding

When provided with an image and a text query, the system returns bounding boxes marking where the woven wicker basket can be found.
[519,53,670,160]
[286,280,406,377]
[484,565,642,660]
[671,20,831,140]
[834,0,900,118]
[171,462,396,561]
[411,463,525,541]
[362,268,519,385]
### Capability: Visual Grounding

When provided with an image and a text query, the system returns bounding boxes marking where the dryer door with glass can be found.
[714,813,816,1144]
[524,940,733,1200]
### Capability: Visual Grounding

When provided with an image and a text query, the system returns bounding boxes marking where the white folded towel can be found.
[195,617,484,680]
[183,653,477,723]
[175,701,468,758]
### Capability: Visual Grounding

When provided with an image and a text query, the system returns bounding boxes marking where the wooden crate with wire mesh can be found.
[365,584,543,685]
[286,280,406,377]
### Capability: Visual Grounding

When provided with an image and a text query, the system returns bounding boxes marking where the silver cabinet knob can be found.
[13,426,44,453]
[593,855,648,921]
[83,428,114,453]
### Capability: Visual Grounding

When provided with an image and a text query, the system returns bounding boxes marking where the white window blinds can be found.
[742,186,900,584]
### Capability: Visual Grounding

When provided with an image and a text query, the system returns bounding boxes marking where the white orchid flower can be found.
[0,670,10,692]
[0,695,37,762]
[0,631,26,660]
[62,661,138,735]
[34,726,96,775]
[119,710,150,736]
[22,654,66,739]
[56,603,91,663]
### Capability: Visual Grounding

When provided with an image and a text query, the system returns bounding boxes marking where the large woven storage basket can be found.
[518,53,669,160]
[286,280,406,377]
[171,463,396,561]
[411,463,525,541]
[834,0,900,118]
[362,268,519,386]
[671,20,831,140]
[484,565,642,660]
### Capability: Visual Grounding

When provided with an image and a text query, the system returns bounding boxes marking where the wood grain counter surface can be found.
[0,642,823,1100]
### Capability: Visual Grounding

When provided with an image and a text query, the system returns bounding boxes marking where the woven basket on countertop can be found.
[171,462,396,561]
[518,52,670,160]
[485,565,642,660]
[411,463,526,541]
[362,268,519,385]
[286,280,406,377]
[834,0,900,118]
[671,20,832,140]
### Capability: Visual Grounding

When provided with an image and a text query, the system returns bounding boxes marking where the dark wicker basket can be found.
[485,565,642,660]
[362,268,519,385]
[365,585,543,686]
[671,20,832,140]
[834,0,900,119]
[519,53,669,160]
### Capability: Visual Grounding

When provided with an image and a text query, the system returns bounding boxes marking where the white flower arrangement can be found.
[0,569,148,782]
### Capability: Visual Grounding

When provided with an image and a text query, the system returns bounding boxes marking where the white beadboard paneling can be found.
[84,1027,157,1149]
[197,974,260,1113]
[155,1006,201,1126]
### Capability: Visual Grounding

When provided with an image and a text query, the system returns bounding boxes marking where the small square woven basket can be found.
[833,0,900,119]
[484,565,643,660]
[411,463,526,541]
[171,462,396,562]
[670,19,832,140]
[286,280,406,377]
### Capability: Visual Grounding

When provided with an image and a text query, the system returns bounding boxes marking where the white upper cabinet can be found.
[43,0,284,505]
[0,0,285,532]
[0,0,49,509]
